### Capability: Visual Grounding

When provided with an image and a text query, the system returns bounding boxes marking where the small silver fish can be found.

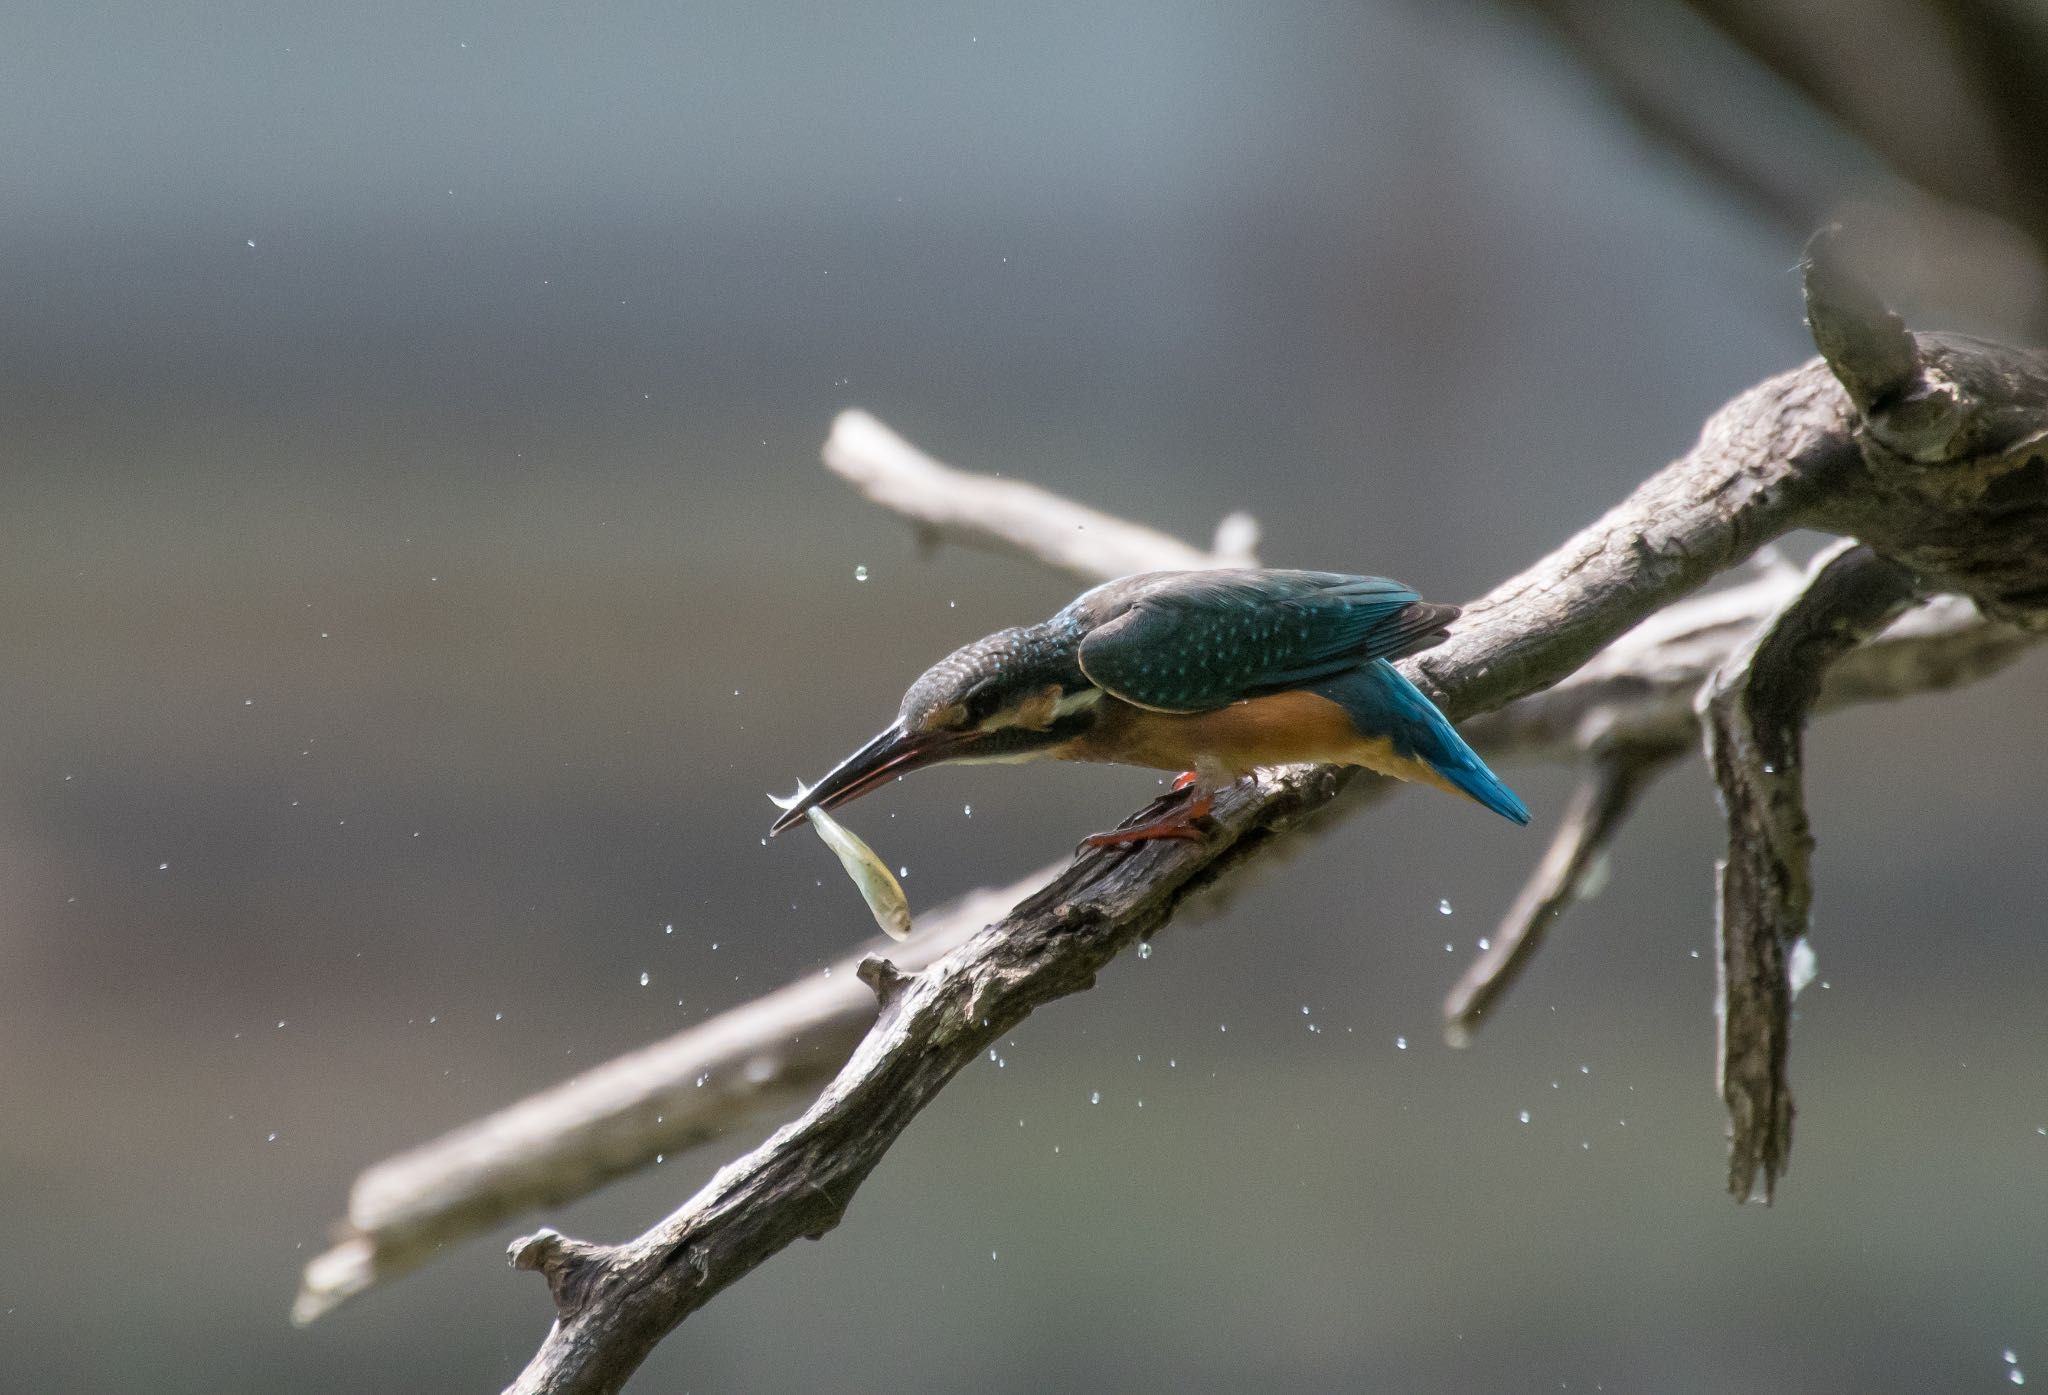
[768,781,913,940]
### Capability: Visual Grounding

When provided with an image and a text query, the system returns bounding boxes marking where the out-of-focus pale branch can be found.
[292,865,1059,1326]
[822,409,1259,583]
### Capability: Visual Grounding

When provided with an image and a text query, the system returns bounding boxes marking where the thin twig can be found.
[1443,739,1681,1042]
[1697,541,1920,1201]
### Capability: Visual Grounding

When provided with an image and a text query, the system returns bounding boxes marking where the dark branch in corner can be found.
[1698,540,1920,1201]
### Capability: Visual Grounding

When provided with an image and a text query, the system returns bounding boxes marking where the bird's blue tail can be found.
[1313,661,1530,825]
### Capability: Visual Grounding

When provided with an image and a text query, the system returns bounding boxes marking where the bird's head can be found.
[767,625,1099,834]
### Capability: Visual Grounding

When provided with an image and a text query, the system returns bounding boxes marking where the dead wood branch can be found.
[1699,541,1920,1202]
[822,409,1259,583]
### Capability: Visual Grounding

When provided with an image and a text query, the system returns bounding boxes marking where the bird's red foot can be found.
[1082,791,1214,849]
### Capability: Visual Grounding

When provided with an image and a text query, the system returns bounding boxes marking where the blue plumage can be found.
[1310,661,1530,825]
[1068,570,1446,713]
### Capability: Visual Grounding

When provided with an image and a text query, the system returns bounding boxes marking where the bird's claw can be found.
[1077,787,1215,853]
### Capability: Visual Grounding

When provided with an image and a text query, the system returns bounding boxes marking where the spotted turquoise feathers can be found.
[1067,570,1452,713]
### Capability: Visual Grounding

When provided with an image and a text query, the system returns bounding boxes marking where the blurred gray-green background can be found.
[2,2,2044,1391]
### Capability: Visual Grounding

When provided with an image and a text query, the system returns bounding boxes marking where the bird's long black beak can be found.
[768,723,970,835]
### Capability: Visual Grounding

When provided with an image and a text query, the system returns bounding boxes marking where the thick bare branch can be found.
[821,409,1259,583]
[1698,541,1921,1202]
[291,866,1059,1325]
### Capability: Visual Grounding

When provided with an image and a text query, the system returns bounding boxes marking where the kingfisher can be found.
[767,569,1529,846]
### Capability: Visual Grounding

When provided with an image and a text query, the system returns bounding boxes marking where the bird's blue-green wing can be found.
[1074,569,1453,713]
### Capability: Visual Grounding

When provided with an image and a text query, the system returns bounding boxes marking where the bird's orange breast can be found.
[1064,689,1456,793]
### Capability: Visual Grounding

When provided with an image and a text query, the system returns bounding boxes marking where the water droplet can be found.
[695,1073,707,1087]
[2011,1372,2025,1387]
[1089,1091,1100,1104]
[2004,1351,2018,1365]
[853,564,869,581]
[962,803,972,818]
[1137,942,1152,959]
[265,1132,277,1142]
[1438,899,1453,916]
[1787,936,1818,998]
[664,923,674,934]
[1395,1036,1407,1050]
[494,1012,503,1021]
[1444,943,1454,953]
[1300,1004,1310,1015]
[638,971,650,986]
[158,862,169,871]
[1517,1110,1531,1124]
[1477,937,1491,951]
